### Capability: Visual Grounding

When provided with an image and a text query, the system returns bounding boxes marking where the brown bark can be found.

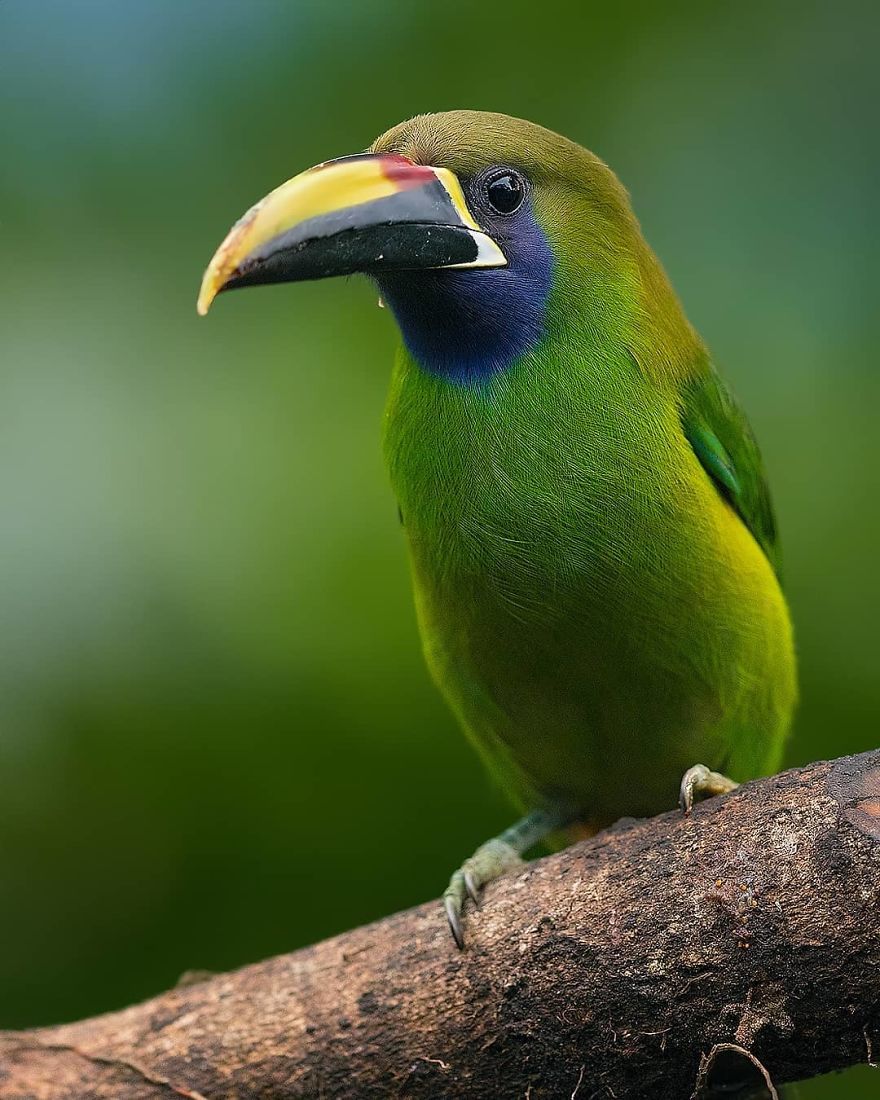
[2,751,879,1099]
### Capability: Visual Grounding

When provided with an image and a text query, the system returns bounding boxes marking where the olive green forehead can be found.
[371,110,620,194]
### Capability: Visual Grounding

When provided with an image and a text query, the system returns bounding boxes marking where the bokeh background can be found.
[1,2,877,1095]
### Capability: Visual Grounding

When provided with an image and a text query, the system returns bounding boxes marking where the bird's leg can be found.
[443,806,574,949]
[679,763,738,814]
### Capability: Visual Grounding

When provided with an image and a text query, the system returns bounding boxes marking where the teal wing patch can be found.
[680,368,781,577]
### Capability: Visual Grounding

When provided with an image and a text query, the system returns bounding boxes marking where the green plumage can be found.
[200,106,800,945]
[681,369,781,575]
[375,112,797,826]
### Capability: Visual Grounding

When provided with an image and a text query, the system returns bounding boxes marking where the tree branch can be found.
[2,751,879,1099]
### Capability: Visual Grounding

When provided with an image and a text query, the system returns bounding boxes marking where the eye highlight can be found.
[484,169,525,215]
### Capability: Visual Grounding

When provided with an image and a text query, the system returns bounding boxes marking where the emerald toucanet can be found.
[198,111,797,947]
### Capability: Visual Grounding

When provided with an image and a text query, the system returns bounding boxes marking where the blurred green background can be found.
[0,2,876,1095]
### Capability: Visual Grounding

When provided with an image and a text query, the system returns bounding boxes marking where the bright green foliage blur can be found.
[0,3,877,1095]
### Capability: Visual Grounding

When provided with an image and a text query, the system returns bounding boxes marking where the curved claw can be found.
[679,764,711,814]
[463,869,481,907]
[679,763,738,814]
[444,894,465,950]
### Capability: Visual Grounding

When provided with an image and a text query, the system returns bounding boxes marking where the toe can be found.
[679,764,710,814]
[679,764,738,813]
[441,835,529,950]
[443,869,468,950]
[444,893,465,950]
[463,868,481,906]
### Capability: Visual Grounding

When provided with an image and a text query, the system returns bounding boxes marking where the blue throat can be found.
[376,204,554,385]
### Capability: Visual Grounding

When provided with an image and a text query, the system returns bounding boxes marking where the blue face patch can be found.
[375,192,554,385]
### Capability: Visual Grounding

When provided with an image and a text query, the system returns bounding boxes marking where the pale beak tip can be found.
[196,274,219,317]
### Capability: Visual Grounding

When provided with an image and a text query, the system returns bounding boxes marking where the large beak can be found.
[197,153,506,315]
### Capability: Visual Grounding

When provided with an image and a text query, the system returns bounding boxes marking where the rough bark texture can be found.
[2,752,879,1099]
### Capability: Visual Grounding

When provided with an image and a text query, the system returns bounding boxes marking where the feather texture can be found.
[373,112,797,822]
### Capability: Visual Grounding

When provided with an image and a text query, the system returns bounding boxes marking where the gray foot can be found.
[442,806,574,949]
[679,763,738,814]
[443,837,524,949]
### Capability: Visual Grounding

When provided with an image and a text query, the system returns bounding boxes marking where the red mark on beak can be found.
[379,154,436,189]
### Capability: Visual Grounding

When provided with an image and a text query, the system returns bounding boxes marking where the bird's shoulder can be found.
[678,362,781,577]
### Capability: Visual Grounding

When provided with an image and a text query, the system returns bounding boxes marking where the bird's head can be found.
[199,111,697,383]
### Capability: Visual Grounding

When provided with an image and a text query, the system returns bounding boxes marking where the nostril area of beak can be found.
[377,155,437,189]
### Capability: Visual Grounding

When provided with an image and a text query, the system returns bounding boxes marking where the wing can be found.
[680,367,782,578]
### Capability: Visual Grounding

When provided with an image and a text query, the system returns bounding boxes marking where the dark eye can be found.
[485,170,525,215]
